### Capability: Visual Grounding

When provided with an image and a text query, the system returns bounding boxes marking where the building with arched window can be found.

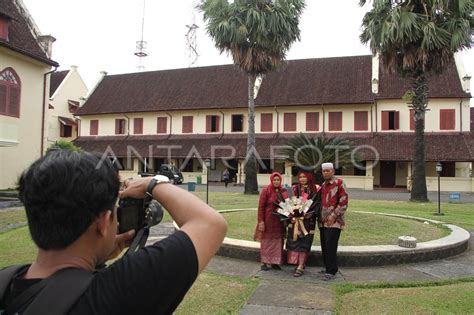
[0,0,58,189]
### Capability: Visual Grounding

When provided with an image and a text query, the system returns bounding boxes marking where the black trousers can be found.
[319,227,341,275]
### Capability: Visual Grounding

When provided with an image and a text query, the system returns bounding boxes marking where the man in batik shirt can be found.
[318,162,349,280]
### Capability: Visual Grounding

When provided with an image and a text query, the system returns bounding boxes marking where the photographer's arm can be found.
[120,178,228,273]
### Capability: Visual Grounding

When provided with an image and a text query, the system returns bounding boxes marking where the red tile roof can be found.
[76,55,470,116]
[255,56,373,106]
[76,65,249,115]
[50,70,69,96]
[0,0,58,66]
[74,133,474,162]
[471,107,474,132]
[377,62,470,99]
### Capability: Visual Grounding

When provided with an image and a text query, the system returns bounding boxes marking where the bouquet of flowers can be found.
[273,192,321,240]
[274,195,314,219]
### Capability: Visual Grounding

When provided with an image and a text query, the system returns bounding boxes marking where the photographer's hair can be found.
[18,150,120,250]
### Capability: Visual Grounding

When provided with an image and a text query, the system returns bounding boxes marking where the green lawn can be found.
[0,208,27,229]
[336,279,474,314]
[222,211,449,245]
[176,272,258,315]
[0,226,36,267]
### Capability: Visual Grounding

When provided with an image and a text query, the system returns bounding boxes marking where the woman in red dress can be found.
[286,171,321,276]
[254,172,287,270]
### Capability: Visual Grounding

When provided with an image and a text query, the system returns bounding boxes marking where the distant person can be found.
[223,168,230,188]
[253,172,287,271]
[319,162,349,281]
[286,171,321,277]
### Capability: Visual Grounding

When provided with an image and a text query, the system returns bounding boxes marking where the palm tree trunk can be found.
[410,69,429,202]
[245,74,259,194]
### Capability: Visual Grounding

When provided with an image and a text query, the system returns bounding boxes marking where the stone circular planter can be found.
[215,210,471,267]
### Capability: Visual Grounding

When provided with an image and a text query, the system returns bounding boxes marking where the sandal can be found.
[293,268,304,277]
[271,264,282,270]
[260,264,270,271]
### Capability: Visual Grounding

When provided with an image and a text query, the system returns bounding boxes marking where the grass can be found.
[193,192,260,210]
[349,199,474,230]
[0,208,27,229]
[335,278,474,314]
[221,211,449,245]
[0,226,36,267]
[175,272,259,315]
[189,192,473,230]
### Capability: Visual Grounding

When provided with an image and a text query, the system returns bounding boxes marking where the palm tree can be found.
[281,134,360,185]
[200,0,305,194]
[359,0,473,202]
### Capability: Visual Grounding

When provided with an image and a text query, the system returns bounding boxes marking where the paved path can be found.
[145,219,474,314]
[203,231,474,314]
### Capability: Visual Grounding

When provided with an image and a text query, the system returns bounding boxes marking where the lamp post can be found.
[434,162,444,216]
[205,159,211,204]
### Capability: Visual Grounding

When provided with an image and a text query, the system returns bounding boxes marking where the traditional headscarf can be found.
[269,172,283,192]
[296,171,317,193]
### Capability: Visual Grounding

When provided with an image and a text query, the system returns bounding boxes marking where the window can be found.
[133,118,143,134]
[115,157,134,170]
[90,120,99,135]
[328,112,342,131]
[381,111,399,130]
[441,162,455,177]
[115,118,126,135]
[182,116,193,133]
[68,100,79,114]
[157,117,167,134]
[410,109,415,131]
[440,109,455,130]
[0,68,21,117]
[182,159,194,172]
[306,112,319,131]
[260,113,273,132]
[60,125,72,137]
[206,115,220,132]
[258,159,272,174]
[231,114,243,132]
[354,111,368,131]
[283,113,296,132]
[354,161,366,176]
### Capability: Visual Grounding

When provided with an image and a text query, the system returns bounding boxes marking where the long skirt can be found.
[286,218,314,266]
[260,238,284,265]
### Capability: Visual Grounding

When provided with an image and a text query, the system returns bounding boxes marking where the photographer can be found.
[0,150,227,314]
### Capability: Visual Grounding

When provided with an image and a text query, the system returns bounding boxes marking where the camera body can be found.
[117,197,164,234]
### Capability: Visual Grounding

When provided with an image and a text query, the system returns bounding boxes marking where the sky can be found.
[21,0,473,91]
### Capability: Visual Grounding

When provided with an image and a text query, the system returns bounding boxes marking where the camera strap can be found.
[0,266,93,315]
[126,226,150,255]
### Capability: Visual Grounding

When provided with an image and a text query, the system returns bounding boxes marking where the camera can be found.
[117,197,164,255]
[117,197,164,234]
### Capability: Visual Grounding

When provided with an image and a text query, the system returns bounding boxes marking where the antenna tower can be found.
[135,0,148,71]
[185,0,199,67]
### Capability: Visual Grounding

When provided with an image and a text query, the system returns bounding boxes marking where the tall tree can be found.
[360,0,473,201]
[200,0,305,194]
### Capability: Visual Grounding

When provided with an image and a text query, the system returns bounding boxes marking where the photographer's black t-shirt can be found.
[6,230,198,314]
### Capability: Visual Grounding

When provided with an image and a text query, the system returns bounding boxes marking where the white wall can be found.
[0,48,52,189]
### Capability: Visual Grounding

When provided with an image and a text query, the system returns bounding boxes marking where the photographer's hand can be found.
[119,177,152,199]
[106,229,135,261]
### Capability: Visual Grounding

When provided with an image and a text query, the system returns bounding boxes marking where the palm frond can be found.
[280,134,360,172]
[200,0,305,76]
